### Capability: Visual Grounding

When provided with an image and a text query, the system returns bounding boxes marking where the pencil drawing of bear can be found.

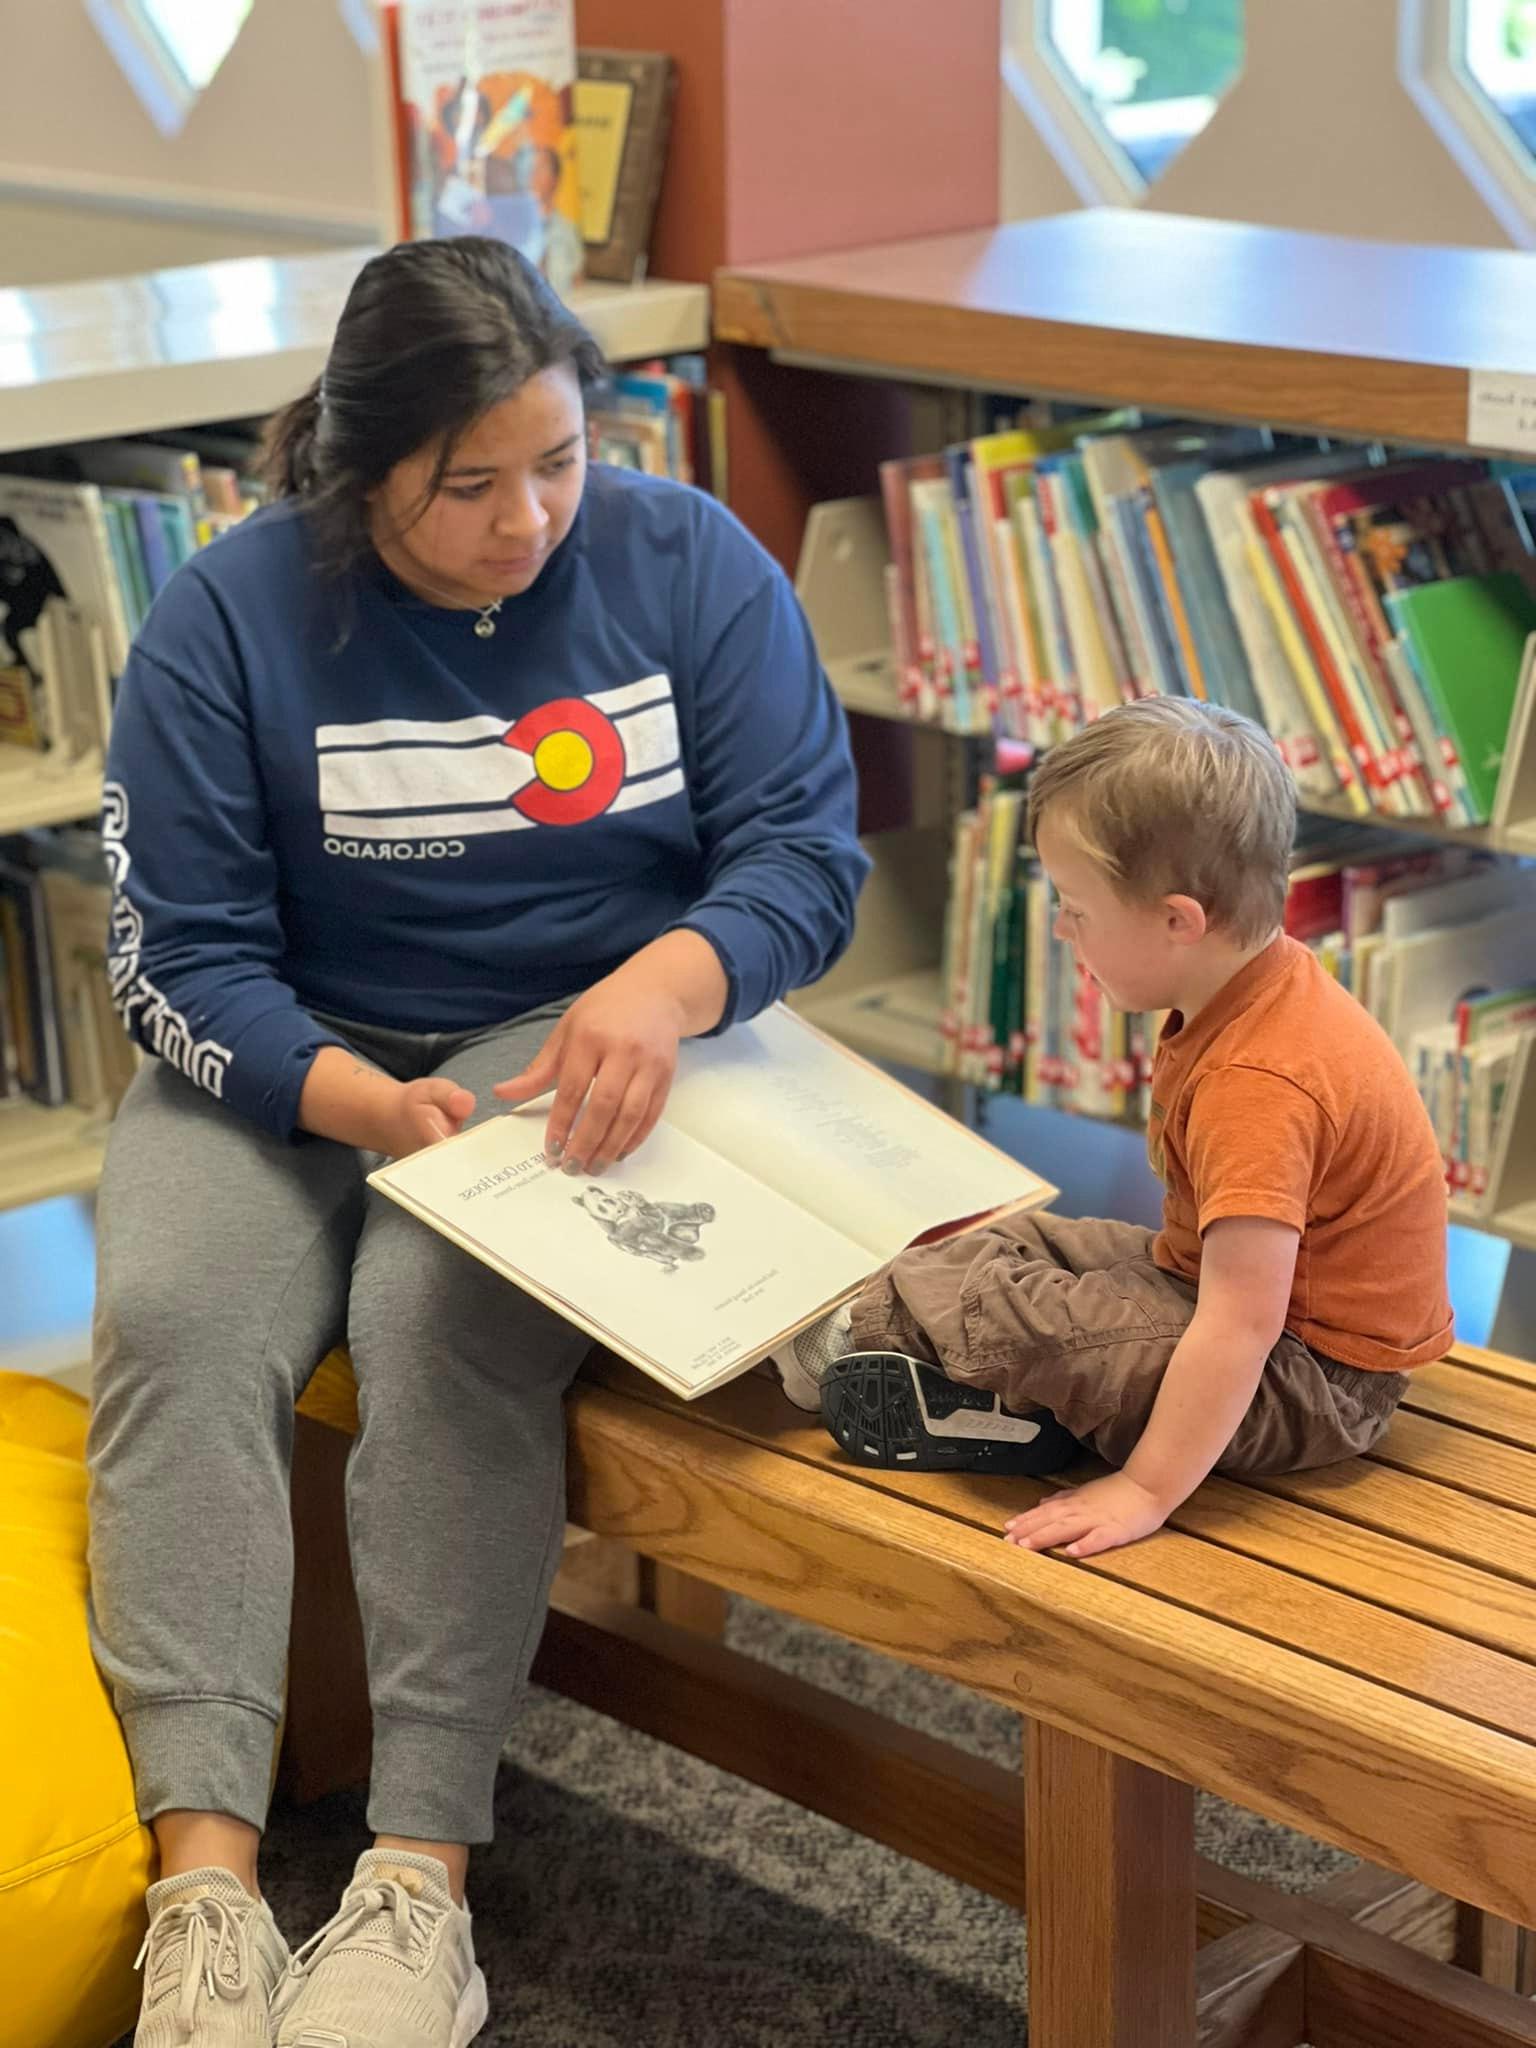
[574,1186,717,1274]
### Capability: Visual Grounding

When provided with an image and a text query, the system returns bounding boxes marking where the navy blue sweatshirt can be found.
[103,465,869,1138]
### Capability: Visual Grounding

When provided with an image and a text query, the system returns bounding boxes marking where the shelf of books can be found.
[0,248,713,1219]
[760,212,1536,1249]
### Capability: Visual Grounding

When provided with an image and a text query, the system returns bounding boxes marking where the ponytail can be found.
[261,378,323,498]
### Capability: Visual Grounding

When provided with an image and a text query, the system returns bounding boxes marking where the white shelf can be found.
[0,1100,106,1213]
[796,969,947,1077]
[0,249,710,454]
[0,750,102,833]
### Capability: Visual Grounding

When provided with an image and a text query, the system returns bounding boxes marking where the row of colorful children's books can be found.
[0,828,134,1120]
[939,781,1536,1209]
[880,418,1536,831]
[937,773,1157,1119]
[588,356,725,494]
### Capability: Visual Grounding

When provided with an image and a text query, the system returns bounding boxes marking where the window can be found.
[1401,0,1536,244]
[137,0,254,91]
[1007,0,1245,201]
[338,0,379,55]
[1461,0,1536,159]
[87,0,254,135]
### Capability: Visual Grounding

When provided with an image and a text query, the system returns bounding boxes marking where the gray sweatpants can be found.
[86,1003,589,1847]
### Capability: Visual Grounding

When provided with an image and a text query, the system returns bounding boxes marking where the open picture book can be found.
[367,1005,1056,1399]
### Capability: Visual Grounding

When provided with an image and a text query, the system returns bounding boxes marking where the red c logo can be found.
[504,697,625,825]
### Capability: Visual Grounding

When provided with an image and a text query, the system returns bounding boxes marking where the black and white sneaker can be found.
[820,1351,1082,1476]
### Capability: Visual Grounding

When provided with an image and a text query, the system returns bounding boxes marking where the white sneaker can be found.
[769,1302,855,1410]
[274,1849,488,2048]
[133,1866,290,2045]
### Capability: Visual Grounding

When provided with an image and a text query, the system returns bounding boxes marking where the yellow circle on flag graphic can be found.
[505,697,624,824]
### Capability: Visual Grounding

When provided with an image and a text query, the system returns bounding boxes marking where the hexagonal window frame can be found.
[1401,0,1536,246]
[87,1,375,139]
[84,0,257,137]
[1004,0,1247,204]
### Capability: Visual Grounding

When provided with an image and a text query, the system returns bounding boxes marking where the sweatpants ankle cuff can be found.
[367,1713,503,1847]
[121,1698,280,1830]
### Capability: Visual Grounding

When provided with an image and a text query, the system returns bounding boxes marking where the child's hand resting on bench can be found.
[1002,1469,1172,1557]
[1001,1215,1299,1557]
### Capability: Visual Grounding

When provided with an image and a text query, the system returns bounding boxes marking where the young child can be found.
[776,696,1453,1559]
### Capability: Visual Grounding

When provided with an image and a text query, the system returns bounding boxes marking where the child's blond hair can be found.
[1026,698,1294,946]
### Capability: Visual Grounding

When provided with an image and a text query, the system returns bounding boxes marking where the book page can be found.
[369,1109,875,1398]
[666,1006,1052,1261]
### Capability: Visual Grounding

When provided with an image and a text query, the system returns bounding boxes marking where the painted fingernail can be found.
[546,1138,564,1159]
[563,1160,584,1176]
[590,1160,608,1176]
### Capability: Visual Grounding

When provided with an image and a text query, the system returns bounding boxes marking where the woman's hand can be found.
[495,932,728,1172]
[378,1076,476,1159]
[299,1046,473,1158]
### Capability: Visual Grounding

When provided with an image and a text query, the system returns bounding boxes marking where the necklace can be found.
[376,547,506,635]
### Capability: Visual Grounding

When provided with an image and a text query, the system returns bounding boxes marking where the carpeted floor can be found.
[116,1597,1351,2046]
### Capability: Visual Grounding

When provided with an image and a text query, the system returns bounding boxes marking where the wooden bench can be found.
[283,1341,1536,2048]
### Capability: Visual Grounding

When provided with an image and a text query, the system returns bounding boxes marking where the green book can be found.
[1384,572,1536,821]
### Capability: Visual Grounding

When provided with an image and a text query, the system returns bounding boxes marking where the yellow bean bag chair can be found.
[0,1372,153,2048]
[0,1356,364,2048]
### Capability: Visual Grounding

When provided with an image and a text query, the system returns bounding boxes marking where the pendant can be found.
[474,613,497,639]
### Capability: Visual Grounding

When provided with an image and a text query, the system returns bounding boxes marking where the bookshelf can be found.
[0,246,710,1218]
[725,211,1536,1274]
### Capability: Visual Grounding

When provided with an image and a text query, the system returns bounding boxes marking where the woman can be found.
[89,236,867,2048]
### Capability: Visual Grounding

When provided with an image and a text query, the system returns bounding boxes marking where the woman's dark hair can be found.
[263,237,607,573]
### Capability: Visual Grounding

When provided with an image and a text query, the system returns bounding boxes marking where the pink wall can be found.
[724,0,1000,264]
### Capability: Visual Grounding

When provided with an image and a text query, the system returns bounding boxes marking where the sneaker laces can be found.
[285,1871,445,1986]
[135,1894,253,2035]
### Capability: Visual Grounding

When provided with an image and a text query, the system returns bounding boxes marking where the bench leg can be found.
[1457,1905,1536,1995]
[278,1412,372,1804]
[1026,1720,1196,2048]
[554,1542,729,1638]
[640,1562,731,1638]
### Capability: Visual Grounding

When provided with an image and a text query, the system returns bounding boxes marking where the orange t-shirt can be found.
[1149,934,1453,1373]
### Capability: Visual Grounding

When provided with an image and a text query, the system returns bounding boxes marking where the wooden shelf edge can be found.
[711,214,1531,448]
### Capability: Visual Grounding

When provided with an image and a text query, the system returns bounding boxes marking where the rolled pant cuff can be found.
[367,1712,504,1847]
[121,1697,280,1830]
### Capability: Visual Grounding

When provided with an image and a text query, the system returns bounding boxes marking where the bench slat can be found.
[1447,1343,1536,1394]
[566,1381,1536,1923]
[1405,1366,1536,1452]
[1253,1460,1536,1581]
[1366,1410,1536,1518]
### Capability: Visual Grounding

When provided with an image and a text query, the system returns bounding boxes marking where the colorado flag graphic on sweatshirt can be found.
[317,675,683,840]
